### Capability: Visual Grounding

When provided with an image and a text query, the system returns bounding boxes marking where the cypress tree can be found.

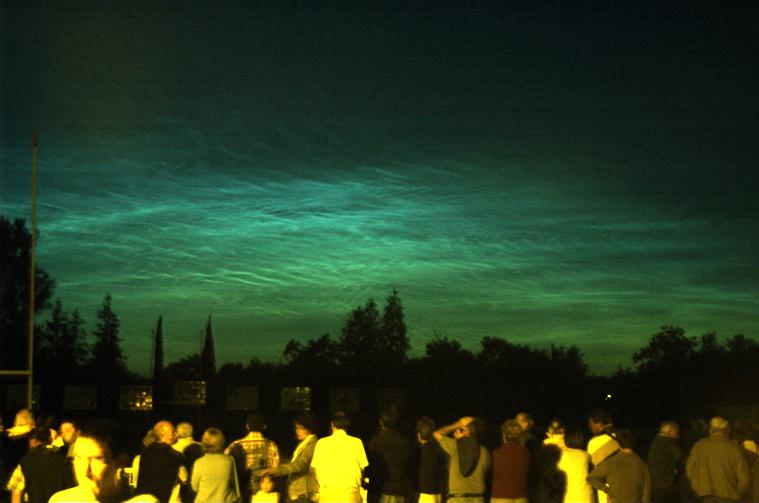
[201,315,216,381]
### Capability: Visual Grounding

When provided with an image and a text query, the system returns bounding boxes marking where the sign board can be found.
[281,386,312,411]
[329,387,360,412]
[227,386,259,411]
[173,381,207,406]
[119,386,153,411]
[63,385,98,410]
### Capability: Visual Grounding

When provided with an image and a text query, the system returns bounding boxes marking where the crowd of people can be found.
[1,406,759,503]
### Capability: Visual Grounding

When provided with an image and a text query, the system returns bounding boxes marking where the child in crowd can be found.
[250,474,279,502]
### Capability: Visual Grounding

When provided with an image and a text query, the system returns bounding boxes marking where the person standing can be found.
[543,421,594,503]
[433,416,492,503]
[311,411,369,503]
[8,427,65,503]
[588,430,651,503]
[191,428,239,503]
[491,419,530,503]
[686,417,749,503]
[367,407,411,503]
[226,414,280,502]
[263,411,319,503]
[412,417,447,503]
[135,421,187,503]
[647,420,682,503]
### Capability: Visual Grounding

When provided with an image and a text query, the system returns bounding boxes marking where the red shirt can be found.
[491,441,531,498]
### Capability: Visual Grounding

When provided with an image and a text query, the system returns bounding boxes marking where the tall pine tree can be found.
[91,294,127,383]
[381,288,410,367]
[201,315,216,381]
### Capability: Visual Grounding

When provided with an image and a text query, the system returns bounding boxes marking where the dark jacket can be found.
[19,445,65,503]
[367,428,411,496]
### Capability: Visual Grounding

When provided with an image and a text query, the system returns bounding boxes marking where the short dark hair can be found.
[416,417,436,441]
[294,411,319,434]
[588,408,612,425]
[615,429,635,450]
[501,420,523,443]
[380,406,399,429]
[565,428,585,449]
[332,411,351,430]
[30,426,51,444]
[246,414,266,433]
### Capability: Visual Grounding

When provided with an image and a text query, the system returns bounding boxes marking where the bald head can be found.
[153,421,176,444]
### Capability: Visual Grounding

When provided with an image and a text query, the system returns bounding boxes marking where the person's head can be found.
[546,420,566,436]
[658,420,680,439]
[565,428,585,449]
[588,408,612,435]
[29,426,51,448]
[615,429,635,450]
[201,427,226,454]
[331,411,351,431]
[456,417,483,442]
[294,411,318,441]
[380,406,399,430]
[259,474,275,493]
[709,416,730,436]
[153,420,176,445]
[501,419,523,443]
[60,420,80,445]
[416,416,436,444]
[14,408,35,428]
[176,422,194,440]
[515,412,534,432]
[246,414,266,434]
[72,424,115,497]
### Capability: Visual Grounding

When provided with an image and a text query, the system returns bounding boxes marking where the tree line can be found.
[3,215,759,422]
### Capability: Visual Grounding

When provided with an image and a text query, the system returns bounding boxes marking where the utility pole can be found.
[27,133,38,409]
[0,134,38,410]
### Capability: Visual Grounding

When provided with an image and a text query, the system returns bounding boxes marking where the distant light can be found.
[605,393,613,400]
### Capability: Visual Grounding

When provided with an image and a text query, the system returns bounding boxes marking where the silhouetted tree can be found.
[632,325,696,372]
[338,299,382,376]
[36,299,89,382]
[284,333,339,382]
[380,288,410,369]
[164,353,202,380]
[0,216,55,369]
[201,315,216,381]
[152,315,165,407]
[90,294,127,411]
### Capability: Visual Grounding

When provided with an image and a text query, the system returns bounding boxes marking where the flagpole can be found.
[27,133,38,409]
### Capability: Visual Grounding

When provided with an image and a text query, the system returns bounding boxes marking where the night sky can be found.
[2,1,758,375]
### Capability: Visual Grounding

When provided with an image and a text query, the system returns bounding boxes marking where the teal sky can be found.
[2,2,758,375]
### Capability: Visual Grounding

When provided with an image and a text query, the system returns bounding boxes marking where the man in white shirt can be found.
[311,411,369,503]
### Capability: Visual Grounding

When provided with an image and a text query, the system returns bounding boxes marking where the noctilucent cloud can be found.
[2,2,758,375]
